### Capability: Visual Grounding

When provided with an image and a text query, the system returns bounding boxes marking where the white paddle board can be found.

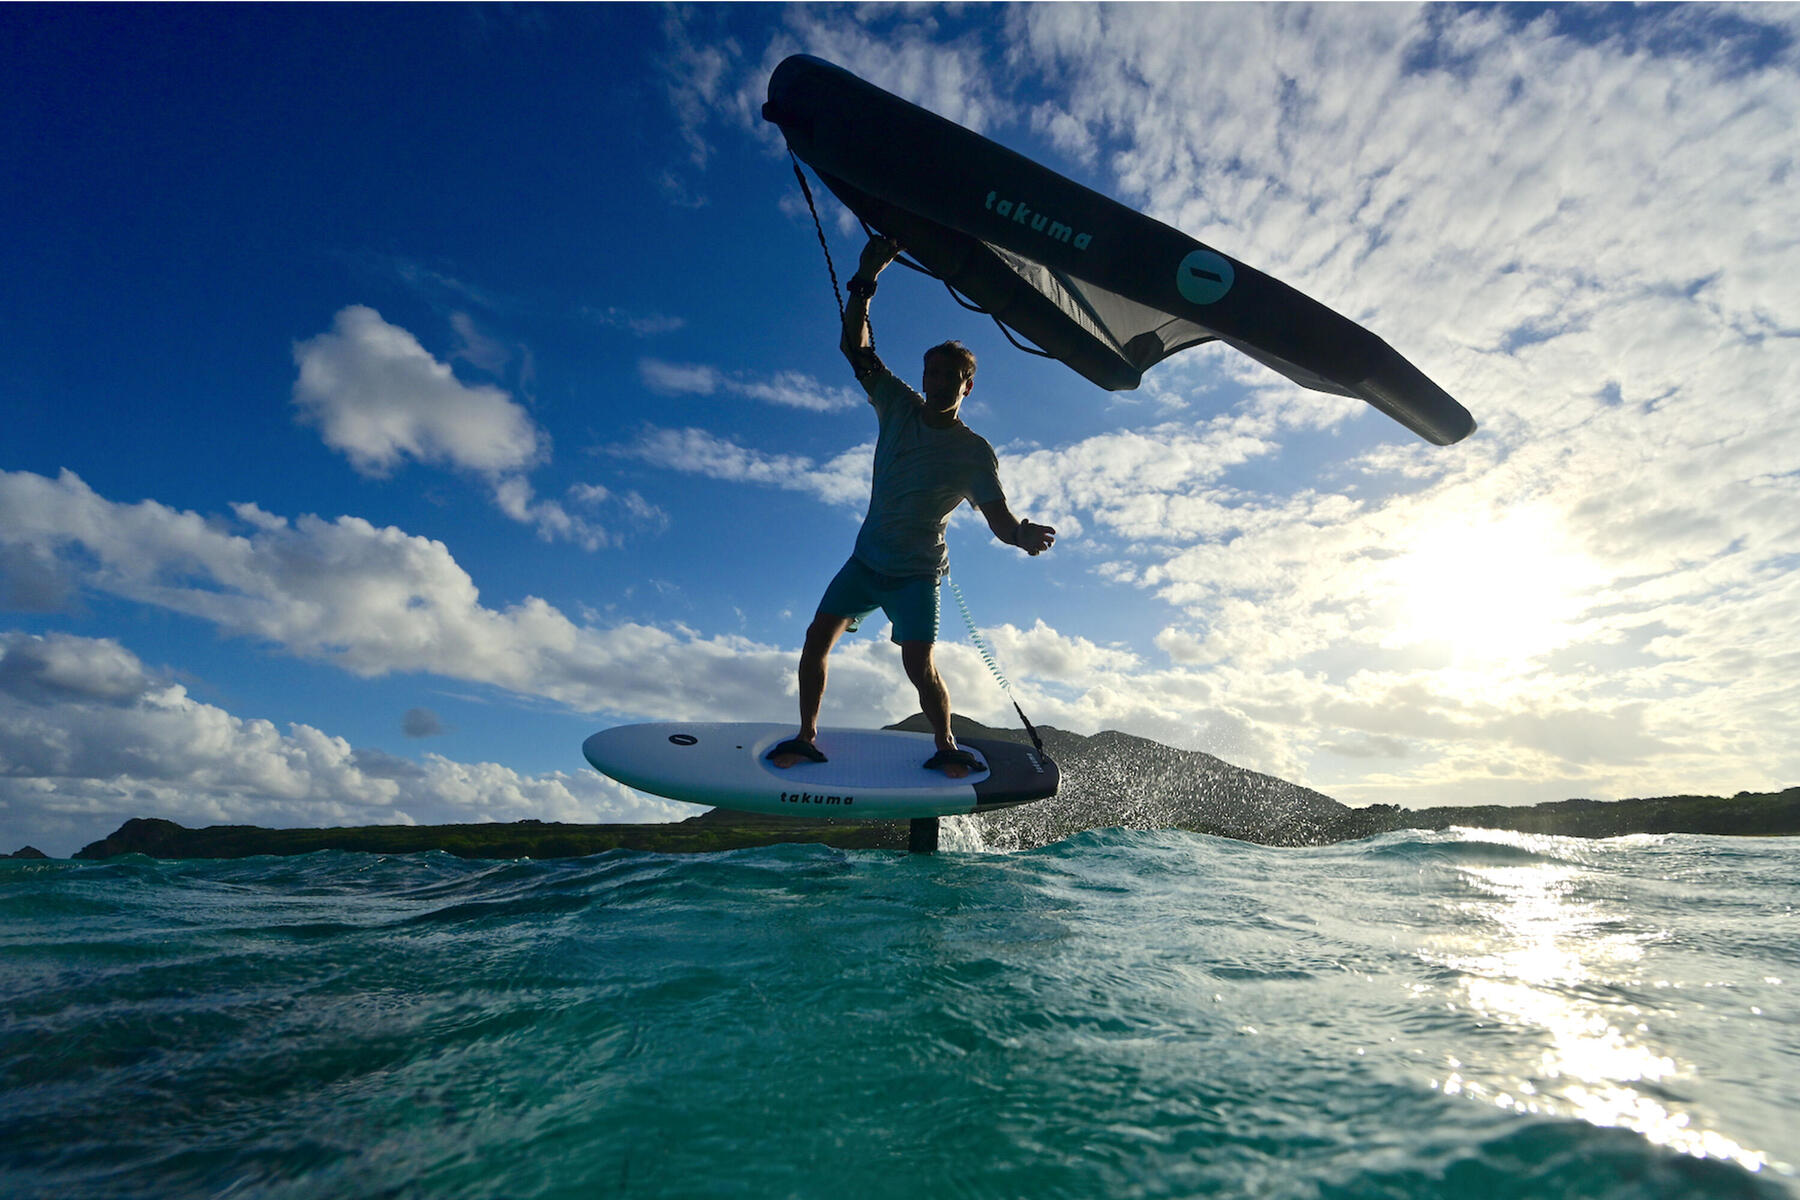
[583,722,1058,820]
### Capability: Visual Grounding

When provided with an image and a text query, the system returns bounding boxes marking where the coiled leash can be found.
[946,572,1046,758]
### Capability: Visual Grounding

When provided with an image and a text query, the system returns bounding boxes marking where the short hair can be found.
[924,340,977,380]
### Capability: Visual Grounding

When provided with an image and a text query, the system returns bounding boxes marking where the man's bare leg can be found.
[771,613,851,769]
[901,640,970,779]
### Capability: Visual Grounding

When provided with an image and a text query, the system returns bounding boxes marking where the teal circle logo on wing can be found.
[1177,249,1234,305]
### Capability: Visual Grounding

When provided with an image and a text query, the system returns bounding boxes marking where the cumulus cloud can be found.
[0,469,896,724]
[0,631,151,705]
[293,305,545,477]
[0,631,696,858]
[292,305,664,552]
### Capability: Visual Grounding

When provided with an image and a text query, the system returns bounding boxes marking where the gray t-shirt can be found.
[851,361,1005,578]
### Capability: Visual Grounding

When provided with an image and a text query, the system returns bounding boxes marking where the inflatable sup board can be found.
[583,722,1058,820]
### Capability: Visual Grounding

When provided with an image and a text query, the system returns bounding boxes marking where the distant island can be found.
[28,716,1800,861]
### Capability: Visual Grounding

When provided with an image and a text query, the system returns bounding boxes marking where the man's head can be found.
[921,341,977,413]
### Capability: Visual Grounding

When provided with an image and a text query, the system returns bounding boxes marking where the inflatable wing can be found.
[763,55,1474,446]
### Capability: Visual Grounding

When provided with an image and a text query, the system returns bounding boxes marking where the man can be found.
[769,235,1056,779]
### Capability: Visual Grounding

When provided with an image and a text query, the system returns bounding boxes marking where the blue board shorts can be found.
[818,557,941,644]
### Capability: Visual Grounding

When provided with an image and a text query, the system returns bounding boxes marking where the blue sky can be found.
[4,4,1797,856]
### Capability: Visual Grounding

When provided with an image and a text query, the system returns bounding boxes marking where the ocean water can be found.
[2,827,1795,1200]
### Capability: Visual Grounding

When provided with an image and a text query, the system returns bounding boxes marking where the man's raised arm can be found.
[840,236,902,376]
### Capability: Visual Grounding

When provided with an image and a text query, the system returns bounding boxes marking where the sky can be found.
[3,4,1797,856]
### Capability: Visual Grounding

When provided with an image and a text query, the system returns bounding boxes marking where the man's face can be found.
[921,352,972,411]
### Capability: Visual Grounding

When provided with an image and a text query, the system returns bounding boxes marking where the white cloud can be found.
[293,305,545,477]
[614,427,872,508]
[639,359,723,395]
[491,475,633,552]
[0,469,904,728]
[293,306,667,552]
[996,419,1280,543]
[769,8,1010,134]
[734,370,863,413]
[0,631,694,858]
[658,7,749,170]
[0,631,151,705]
[639,359,861,412]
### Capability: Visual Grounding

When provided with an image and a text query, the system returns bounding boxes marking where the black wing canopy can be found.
[763,54,1474,446]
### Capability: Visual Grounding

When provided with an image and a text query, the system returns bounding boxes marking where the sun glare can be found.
[1378,506,1604,667]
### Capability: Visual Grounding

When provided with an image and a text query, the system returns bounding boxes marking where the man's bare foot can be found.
[767,736,825,770]
[923,747,980,780]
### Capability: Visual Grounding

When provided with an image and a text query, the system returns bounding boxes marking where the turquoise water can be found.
[3,828,1795,1199]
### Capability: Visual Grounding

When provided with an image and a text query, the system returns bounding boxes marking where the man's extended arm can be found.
[979,499,1057,556]
[840,236,903,376]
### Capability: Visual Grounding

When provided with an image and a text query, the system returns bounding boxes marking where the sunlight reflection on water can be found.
[1421,833,1775,1177]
